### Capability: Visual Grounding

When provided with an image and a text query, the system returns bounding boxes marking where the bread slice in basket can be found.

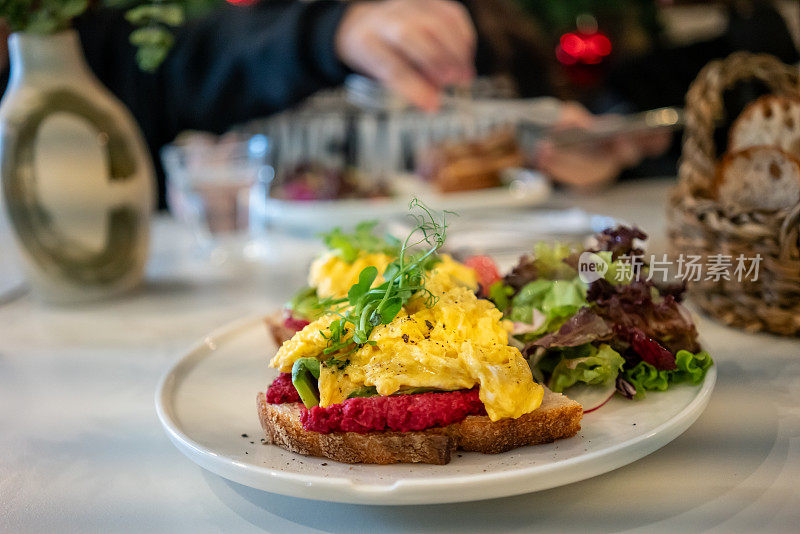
[257,388,582,465]
[715,145,800,212]
[729,95,800,159]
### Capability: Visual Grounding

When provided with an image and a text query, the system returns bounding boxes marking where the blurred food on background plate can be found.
[416,128,524,192]
[270,164,391,201]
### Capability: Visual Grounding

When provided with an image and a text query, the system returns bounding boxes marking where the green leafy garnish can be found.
[624,350,713,399]
[320,221,400,263]
[286,286,323,321]
[291,357,321,408]
[319,199,448,361]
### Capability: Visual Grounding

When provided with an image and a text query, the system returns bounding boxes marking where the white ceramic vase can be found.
[0,30,154,303]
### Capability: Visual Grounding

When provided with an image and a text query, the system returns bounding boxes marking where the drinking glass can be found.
[161,134,273,263]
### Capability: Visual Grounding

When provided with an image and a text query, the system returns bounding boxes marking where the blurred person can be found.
[5,1,792,203]
[467,0,800,187]
[0,0,478,208]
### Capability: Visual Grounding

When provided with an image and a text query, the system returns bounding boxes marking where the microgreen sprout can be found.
[318,199,449,366]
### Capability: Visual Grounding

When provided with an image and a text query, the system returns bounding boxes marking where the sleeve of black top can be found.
[159,0,351,136]
[68,1,351,208]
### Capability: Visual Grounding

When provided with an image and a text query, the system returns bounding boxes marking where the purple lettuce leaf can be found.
[591,226,648,260]
[503,255,538,291]
[587,279,700,355]
[532,307,612,349]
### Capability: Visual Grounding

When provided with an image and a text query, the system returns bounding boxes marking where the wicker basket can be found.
[668,52,800,335]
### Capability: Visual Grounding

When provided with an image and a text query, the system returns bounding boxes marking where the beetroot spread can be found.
[265,373,302,404]
[265,374,486,434]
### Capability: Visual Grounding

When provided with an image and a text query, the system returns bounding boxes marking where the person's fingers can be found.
[417,3,476,82]
[357,36,441,111]
[381,22,464,87]
[335,0,477,110]
[553,102,595,130]
[610,136,643,168]
[535,141,620,189]
[428,0,477,56]
[638,129,673,157]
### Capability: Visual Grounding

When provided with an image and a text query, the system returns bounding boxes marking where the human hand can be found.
[335,0,477,112]
[534,102,672,191]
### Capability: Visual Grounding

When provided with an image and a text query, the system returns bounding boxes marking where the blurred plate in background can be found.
[264,171,551,235]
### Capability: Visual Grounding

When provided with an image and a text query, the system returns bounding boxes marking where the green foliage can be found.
[125,2,184,26]
[129,25,175,72]
[0,0,89,34]
[0,0,217,72]
[531,241,579,281]
[123,1,186,72]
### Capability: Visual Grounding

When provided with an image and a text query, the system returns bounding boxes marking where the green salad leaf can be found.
[548,344,625,393]
[509,278,588,336]
[593,250,637,285]
[531,242,579,280]
[624,350,713,399]
[488,281,514,312]
[320,221,400,263]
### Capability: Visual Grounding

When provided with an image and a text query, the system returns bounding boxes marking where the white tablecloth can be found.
[1,178,798,533]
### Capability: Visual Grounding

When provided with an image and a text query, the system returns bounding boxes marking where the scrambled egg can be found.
[308,251,478,299]
[273,255,542,421]
[309,252,394,299]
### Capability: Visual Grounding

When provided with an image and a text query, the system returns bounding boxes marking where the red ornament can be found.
[556,32,612,65]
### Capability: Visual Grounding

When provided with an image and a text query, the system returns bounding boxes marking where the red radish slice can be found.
[562,381,616,413]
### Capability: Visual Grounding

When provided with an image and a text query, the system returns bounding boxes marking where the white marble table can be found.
[1,177,799,533]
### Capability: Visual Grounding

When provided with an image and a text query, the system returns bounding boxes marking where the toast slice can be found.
[264,311,296,347]
[729,95,800,159]
[715,146,800,212]
[257,388,583,465]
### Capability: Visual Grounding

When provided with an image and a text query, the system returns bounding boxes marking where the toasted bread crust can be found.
[264,312,295,347]
[454,391,583,454]
[258,396,455,464]
[257,389,582,465]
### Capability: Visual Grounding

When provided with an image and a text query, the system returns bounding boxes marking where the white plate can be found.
[265,173,551,234]
[156,315,716,505]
